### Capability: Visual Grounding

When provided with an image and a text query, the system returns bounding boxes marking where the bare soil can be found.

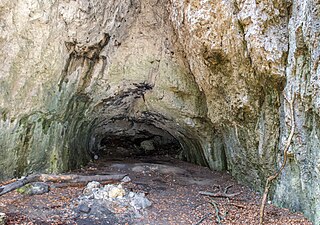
[0,156,312,224]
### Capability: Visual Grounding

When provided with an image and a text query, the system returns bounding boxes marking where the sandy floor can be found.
[0,156,312,225]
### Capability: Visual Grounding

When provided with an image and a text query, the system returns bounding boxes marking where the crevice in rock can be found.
[100,82,153,107]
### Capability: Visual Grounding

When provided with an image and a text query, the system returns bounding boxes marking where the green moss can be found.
[49,151,58,173]
[16,184,32,195]
[14,122,35,177]
[0,108,8,121]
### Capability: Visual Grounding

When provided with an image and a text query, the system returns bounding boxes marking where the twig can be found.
[259,93,295,225]
[200,185,241,198]
[224,185,233,193]
[193,212,212,225]
[200,191,241,198]
[210,200,222,224]
[228,202,246,209]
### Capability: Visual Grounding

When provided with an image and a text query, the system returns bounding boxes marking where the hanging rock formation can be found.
[0,0,319,223]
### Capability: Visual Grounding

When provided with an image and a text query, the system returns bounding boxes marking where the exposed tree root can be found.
[259,93,295,225]
[0,173,127,196]
[199,185,241,198]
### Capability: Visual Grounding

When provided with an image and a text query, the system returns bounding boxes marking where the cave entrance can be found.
[89,112,222,170]
[93,118,182,160]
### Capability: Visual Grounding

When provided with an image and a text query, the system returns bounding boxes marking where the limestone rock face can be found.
[273,1,320,222]
[0,0,319,223]
[168,0,288,189]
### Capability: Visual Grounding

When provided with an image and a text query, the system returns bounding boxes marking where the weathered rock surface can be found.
[0,213,6,225]
[0,0,319,223]
[273,1,320,222]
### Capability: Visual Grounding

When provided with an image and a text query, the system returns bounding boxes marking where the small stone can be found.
[92,189,107,200]
[29,182,50,195]
[108,184,125,198]
[130,193,152,209]
[83,181,101,196]
[140,140,155,152]
[121,176,131,183]
[78,204,91,213]
[0,212,6,225]
[128,192,135,198]
[87,181,101,189]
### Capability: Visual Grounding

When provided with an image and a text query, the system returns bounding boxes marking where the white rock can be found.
[0,213,6,225]
[121,176,131,183]
[83,181,101,196]
[108,184,126,199]
[130,193,152,210]
[87,181,101,189]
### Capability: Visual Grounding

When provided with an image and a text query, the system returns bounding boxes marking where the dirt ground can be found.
[0,156,312,225]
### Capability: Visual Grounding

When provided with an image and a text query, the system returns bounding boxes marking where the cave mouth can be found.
[98,134,182,158]
[93,119,183,160]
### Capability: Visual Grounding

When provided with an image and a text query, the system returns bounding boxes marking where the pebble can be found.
[29,182,50,195]
[121,176,131,183]
[78,204,91,213]
[83,181,101,196]
[130,193,152,210]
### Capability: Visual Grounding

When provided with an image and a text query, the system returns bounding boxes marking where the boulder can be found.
[16,182,49,195]
[140,140,155,154]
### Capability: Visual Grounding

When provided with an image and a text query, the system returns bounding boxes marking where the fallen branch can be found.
[0,178,17,186]
[0,173,127,196]
[200,185,241,198]
[259,93,295,225]
[210,200,222,224]
[193,212,212,225]
[50,180,117,188]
